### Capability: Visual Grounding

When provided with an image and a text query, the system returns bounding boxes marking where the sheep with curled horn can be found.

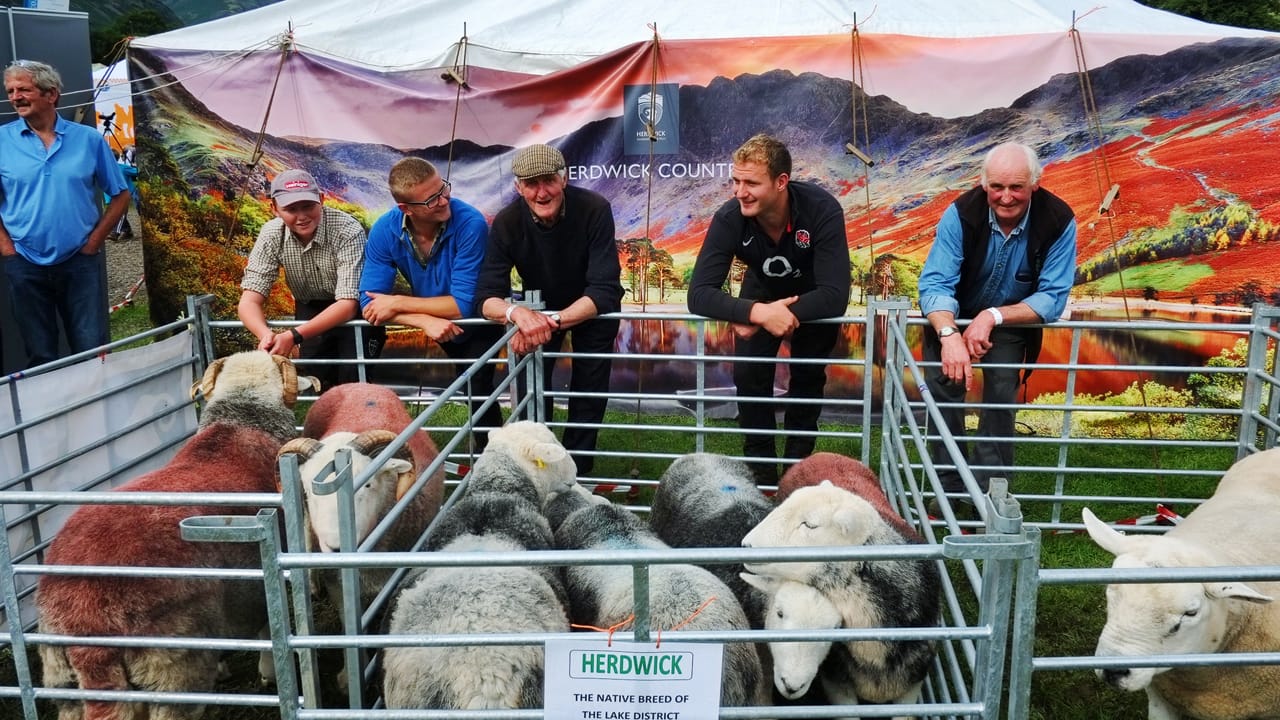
[38,351,314,718]
[191,350,320,443]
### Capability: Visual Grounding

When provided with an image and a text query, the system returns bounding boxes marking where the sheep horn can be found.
[190,357,226,402]
[276,437,324,492]
[278,437,324,460]
[271,355,299,407]
[349,430,418,501]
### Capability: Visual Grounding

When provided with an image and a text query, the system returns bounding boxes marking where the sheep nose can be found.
[1101,668,1129,686]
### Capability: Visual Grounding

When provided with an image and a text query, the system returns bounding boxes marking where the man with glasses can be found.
[238,168,379,390]
[476,144,623,476]
[359,157,502,450]
[0,60,130,369]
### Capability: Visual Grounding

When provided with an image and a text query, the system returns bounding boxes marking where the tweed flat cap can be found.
[511,144,566,180]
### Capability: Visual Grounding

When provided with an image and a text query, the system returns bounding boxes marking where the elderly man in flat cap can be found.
[238,168,381,390]
[476,143,623,476]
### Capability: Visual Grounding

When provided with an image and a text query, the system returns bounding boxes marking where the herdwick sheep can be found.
[776,451,916,539]
[285,383,444,589]
[776,452,880,504]
[191,350,319,443]
[463,420,579,505]
[37,423,283,720]
[552,498,770,707]
[649,453,773,628]
[740,574,873,705]
[1082,447,1280,720]
[741,480,940,716]
[382,533,570,710]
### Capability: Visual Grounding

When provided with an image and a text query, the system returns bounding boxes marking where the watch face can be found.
[939,326,958,337]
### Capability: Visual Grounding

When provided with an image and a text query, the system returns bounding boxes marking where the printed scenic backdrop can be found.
[127,27,1280,400]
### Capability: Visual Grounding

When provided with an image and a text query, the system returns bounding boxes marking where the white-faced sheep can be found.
[463,420,578,504]
[38,424,279,720]
[423,421,581,607]
[552,497,769,707]
[1083,446,1280,720]
[281,383,445,605]
[192,349,319,442]
[38,352,312,719]
[382,533,570,710]
[741,480,940,716]
[649,453,773,628]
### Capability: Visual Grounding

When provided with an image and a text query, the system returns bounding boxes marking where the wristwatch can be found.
[938,326,960,338]
[549,312,562,329]
[289,327,305,345]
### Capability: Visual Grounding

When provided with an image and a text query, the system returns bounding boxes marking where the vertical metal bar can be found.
[276,453,322,707]
[1240,303,1270,456]
[1005,527,1043,720]
[253,509,302,720]
[862,304,879,467]
[330,448,365,708]
[695,320,707,453]
[1052,327,1084,525]
[631,564,651,643]
[0,503,38,720]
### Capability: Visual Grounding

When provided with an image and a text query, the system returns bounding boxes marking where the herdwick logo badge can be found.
[637,91,664,127]
[795,229,811,249]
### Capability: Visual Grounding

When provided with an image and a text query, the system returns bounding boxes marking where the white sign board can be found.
[545,639,723,720]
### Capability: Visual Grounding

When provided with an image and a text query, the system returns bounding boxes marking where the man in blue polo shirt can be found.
[359,157,503,449]
[0,60,130,369]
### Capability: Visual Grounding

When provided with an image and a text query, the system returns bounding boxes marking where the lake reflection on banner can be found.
[376,304,1254,411]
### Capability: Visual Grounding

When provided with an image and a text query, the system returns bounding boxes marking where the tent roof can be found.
[132,0,1273,74]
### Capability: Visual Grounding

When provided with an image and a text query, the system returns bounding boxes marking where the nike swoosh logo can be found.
[742,236,754,247]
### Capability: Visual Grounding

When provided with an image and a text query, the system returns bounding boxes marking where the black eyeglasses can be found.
[401,179,451,209]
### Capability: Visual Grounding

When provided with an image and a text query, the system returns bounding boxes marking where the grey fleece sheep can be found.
[649,452,773,628]
[553,498,769,708]
[741,481,941,716]
[191,350,319,443]
[382,533,570,710]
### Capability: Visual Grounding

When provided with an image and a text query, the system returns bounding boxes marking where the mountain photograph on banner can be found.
[127,24,1280,396]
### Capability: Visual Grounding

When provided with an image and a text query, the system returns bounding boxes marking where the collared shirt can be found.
[358,197,488,317]
[0,115,129,265]
[241,206,366,302]
[918,202,1077,323]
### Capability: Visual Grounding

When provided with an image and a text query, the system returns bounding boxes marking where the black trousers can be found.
[922,325,1027,494]
[295,299,385,391]
[520,317,619,476]
[733,322,840,482]
[439,323,506,451]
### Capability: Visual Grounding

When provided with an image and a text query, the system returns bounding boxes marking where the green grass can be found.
[1090,257,1214,295]
[108,299,155,349]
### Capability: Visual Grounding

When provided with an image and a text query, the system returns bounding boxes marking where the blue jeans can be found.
[3,251,108,369]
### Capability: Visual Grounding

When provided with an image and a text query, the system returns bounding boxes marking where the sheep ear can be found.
[191,357,226,401]
[297,375,321,394]
[388,459,415,501]
[1081,507,1137,557]
[526,441,569,468]
[739,572,780,594]
[1206,582,1274,604]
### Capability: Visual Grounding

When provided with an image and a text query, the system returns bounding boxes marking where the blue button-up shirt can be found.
[358,197,489,319]
[0,115,129,264]
[918,202,1077,322]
